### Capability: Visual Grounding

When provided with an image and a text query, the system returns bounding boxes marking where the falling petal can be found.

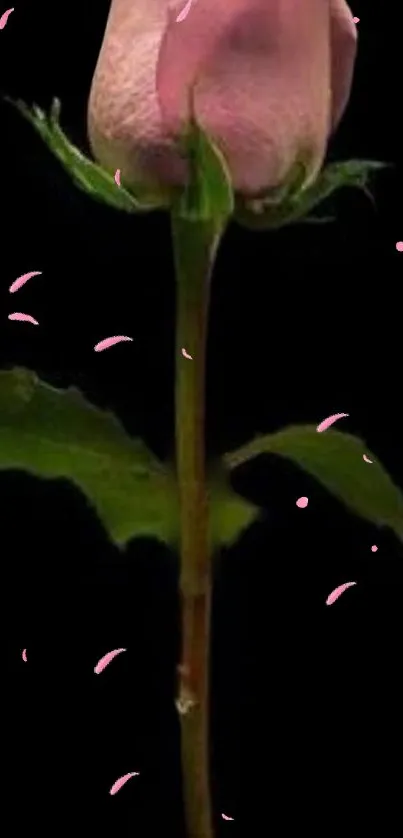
[181,347,193,359]
[94,335,133,352]
[0,8,14,29]
[8,312,39,325]
[317,412,349,432]
[9,271,42,293]
[363,454,373,464]
[176,0,194,23]
[296,496,309,508]
[94,648,126,674]
[222,813,235,821]
[22,648,27,662]
[371,545,378,552]
[114,169,121,186]
[109,772,139,795]
[326,581,357,606]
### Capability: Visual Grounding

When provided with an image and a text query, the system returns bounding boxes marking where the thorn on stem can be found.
[176,684,198,716]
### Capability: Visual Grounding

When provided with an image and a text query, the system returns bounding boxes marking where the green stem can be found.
[172,215,222,838]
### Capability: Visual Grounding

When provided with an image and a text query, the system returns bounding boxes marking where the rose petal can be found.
[157,0,331,195]
[109,772,139,795]
[176,0,194,23]
[329,0,358,130]
[94,648,127,674]
[326,581,356,605]
[8,312,39,325]
[0,8,14,30]
[94,336,133,352]
[89,0,332,197]
[9,271,42,294]
[316,412,349,432]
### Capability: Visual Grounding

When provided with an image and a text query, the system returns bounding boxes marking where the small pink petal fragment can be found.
[296,496,309,509]
[396,242,403,252]
[9,271,42,294]
[94,648,126,674]
[353,17,360,23]
[222,814,235,821]
[8,312,39,325]
[182,347,193,360]
[326,581,357,606]
[317,413,349,432]
[0,7,14,29]
[176,0,194,23]
[114,169,121,187]
[109,772,139,796]
[94,335,133,352]
[22,648,27,662]
[371,545,378,552]
[363,454,373,464]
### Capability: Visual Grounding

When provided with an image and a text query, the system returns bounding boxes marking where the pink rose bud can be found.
[88,0,357,199]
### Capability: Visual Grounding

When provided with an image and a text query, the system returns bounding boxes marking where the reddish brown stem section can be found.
[173,216,219,838]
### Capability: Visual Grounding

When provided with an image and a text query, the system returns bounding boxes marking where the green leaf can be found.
[174,87,234,223]
[5,97,165,213]
[223,426,403,542]
[235,159,388,231]
[0,368,179,546]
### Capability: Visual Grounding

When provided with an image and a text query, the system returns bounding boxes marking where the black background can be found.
[1,2,402,835]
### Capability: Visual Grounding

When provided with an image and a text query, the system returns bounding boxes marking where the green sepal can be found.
[235,158,389,231]
[173,87,234,224]
[5,96,166,213]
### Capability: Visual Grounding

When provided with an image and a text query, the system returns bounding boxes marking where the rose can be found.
[88,0,357,199]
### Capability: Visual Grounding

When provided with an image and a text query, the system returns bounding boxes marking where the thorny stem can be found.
[172,215,222,838]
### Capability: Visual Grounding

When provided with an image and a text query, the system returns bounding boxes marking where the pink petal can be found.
[156,0,331,195]
[9,271,42,293]
[316,412,349,432]
[0,8,14,30]
[329,0,358,130]
[176,0,194,23]
[22,648,27,662]
[363,454,373,464]
[326,581,356,605]
[94,648,126,674]
[94,335,133,352]
[109,772,139,795]
[8,312,39,325]
[88,0,332,197]
[88,0,179,191]
[222,813,235,821]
